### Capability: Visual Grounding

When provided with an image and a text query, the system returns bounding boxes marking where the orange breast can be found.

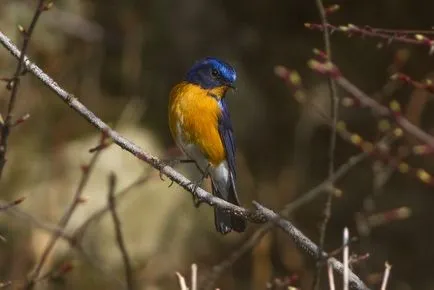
[169,82,226,166]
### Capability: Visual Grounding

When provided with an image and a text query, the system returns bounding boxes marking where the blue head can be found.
[186,57,236,89]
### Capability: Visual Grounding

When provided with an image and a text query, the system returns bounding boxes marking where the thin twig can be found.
[176,272,189,290]
[343,227,349,290]
[253,202,369,290]
[314,0,340,288]
[107,173,134,290]
[0,0,46,178]
[305,23,434,54]
[327,260,336,290]
[72,168,152,242]
[309,59,434,149]
[0,196,26,211]
[191,264,197,290]
[367,27,434,35]
[25,135,106,289]
[380,262,391,290]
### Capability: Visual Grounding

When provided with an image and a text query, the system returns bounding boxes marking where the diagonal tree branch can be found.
[0,30,265,224]
[0,0,47,178]
[0,30,370,290]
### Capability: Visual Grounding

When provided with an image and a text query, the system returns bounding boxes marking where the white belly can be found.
[175,122,231,194]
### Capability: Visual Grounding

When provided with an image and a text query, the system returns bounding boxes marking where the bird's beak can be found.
[227,84,237,92]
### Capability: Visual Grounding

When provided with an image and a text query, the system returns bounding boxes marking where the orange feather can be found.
[169,82,228,166]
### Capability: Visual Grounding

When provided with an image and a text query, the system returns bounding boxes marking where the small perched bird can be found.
[168,57,246,234]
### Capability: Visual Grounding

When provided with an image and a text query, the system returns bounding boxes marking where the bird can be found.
[168,57,246,234]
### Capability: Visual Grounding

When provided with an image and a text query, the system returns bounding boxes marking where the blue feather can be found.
[186,57,236,89]
[218,99,236,179]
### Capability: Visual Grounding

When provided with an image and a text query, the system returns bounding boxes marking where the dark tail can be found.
[212,182,246,234]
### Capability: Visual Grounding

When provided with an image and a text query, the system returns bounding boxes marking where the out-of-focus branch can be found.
[25,134,107,289]
[107,173,134,290]
[380,262,392,290]
[253,202,369,290]
[313,1,340,287]
[0,196,26,211]
[72,169,152,242]
[309,59,434,149]
[0,0,48,178]
[305,23,434,54]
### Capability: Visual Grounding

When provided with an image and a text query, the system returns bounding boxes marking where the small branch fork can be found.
[0,0,50,178]
[24,133,107,289]
[0,30,371,289]
[313,1,340,288]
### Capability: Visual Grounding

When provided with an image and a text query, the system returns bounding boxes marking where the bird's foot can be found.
[189,164,210,208]
[189,176,205,208]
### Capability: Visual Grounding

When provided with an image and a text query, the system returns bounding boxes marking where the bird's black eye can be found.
[211,68,219,78]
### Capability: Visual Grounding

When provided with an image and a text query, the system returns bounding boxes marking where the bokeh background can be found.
[1,0,434,289]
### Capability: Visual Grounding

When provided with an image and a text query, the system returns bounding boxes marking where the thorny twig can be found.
[314,1,340,288]
[107,173,134,290]
[0,0,47,178]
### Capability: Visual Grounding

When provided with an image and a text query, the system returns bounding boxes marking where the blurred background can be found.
[1,0,434,289]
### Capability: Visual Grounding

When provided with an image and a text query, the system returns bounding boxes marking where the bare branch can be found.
[72,169,152,242]
[327,260,336,290]
[309,59,434,149]
[176,272,189,290]
[0,196,26,212]
[305,23,434,53]
[380,262,392,290]
[311,2,340,286]
[253,202,369,290]
[191,264,198,290]
[25,134,106,289]
[343,228,349,290]
[0,0,46,178]
[107,173,134,290]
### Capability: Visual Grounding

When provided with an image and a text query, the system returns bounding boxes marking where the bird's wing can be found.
[217,99,236,179]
